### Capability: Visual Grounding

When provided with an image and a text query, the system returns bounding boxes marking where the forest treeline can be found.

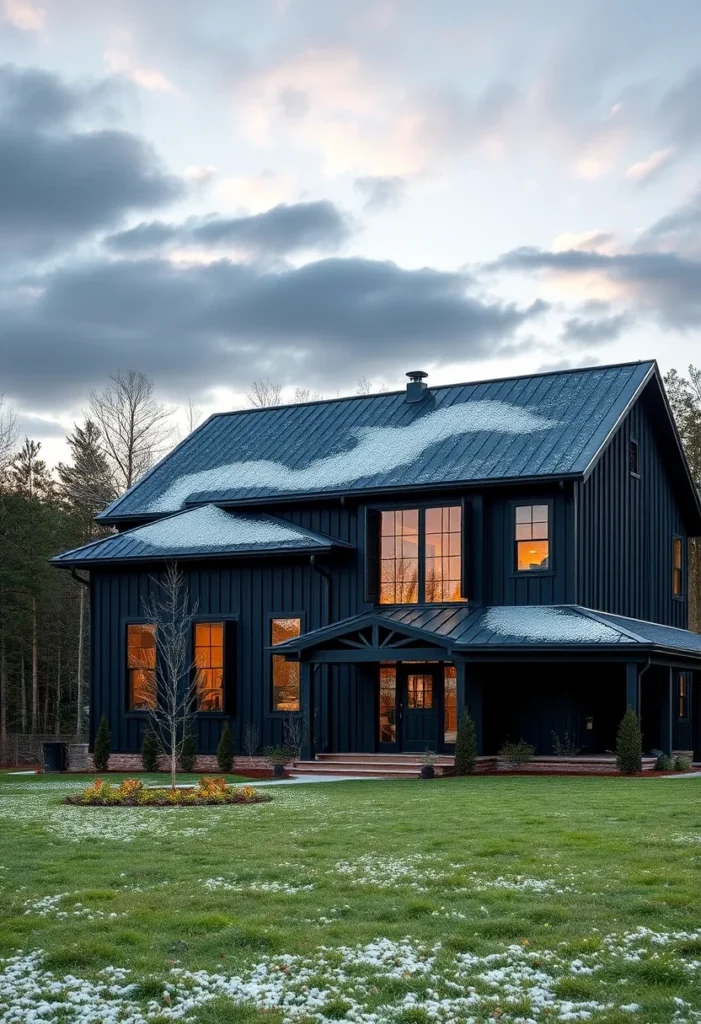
[0,366,699,742]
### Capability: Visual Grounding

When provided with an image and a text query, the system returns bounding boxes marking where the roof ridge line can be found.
[573,606,646,643]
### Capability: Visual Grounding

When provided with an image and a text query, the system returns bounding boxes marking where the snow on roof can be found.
[149,400,559,512]
[134,504,325,550]
[484,606,624,644]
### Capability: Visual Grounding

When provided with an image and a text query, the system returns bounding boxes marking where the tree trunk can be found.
[20,652,27,734]
[76,585,85,738]
[0,632,7,743]
[171,735,177,791]
[31,596,38,734]
[55,642,61,737]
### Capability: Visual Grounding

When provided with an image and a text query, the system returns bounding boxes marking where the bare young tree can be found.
[356,376,372,396]
[88,370,174,492]
[141,563,199,790]
[292,387,324,403]
[185,398,203,434]
[245,379,282,408]
[242,723,260,765]
[0,396,18,475]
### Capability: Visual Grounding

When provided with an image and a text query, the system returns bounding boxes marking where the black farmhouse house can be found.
[53,360,701,765]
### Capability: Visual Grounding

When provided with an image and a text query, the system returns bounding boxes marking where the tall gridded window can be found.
[271,618,301,711]
[379,664,397,743]
[678,674,688,719]
[444,664,457,744]
[127,624,157,710]
[515,505,550,571]
[194,622,225,711]
[672,537,683,597]
[425,506,462,602]
[380,509,419,604]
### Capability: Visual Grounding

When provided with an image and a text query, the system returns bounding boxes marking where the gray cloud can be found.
[0,255,548,405]
[491,246,701,328]
[0,64,183,259]
[561,313,631,345]
[106,201,351,257]
[638,185,701,253]
[354,176,407,211]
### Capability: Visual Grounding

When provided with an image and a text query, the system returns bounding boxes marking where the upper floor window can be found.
[127,623,156,710]
[629,439,640,477]
[379,505,465,604]
[194,622,225,712]
[514,504,550,571]
[271,617,301,711]
[672,537,683,597]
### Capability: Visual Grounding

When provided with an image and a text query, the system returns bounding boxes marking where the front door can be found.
[398,663,440,753]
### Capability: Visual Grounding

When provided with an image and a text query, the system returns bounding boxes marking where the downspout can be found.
[310,555,332,754]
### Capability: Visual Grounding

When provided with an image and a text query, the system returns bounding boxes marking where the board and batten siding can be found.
[577,391,688,628]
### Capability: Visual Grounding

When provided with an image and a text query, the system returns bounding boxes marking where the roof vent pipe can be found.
[405,370,428,403]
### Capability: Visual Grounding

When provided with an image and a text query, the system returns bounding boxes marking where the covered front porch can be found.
[272,605,701,763]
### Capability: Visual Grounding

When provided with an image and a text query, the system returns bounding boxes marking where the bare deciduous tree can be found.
[88,370,174,492]
[185,398,203,434]
[245,379,282,408]
[293,387,324,403]
[356,376,372,396]
[142,563,199,789]
[0,396,18,475]
[242,722,260,765]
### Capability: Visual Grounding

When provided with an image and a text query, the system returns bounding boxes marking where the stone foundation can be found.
[71,754,271,774]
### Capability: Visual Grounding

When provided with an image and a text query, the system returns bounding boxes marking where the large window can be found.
[379,664,396,743]
[514,504,550,571]
[672,537,683,597]
[379,505,464,604]
[271,618,301,712]
[127,624,156,710]
[194,622,225,711]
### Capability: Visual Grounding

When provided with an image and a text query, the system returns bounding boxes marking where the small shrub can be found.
[674,755,692,772]
[498,738,535,769]
[216,721,234,773]
[615,707,643,774]
[263,744,296,768]
[118,779,144,800]
[141,727,159,772]
[551,731,581,756]
[655,753,674,771]
[67,779,271,807]
[93,716,111,772]
[454,709,477,775]
[180,730,196,773]
[198,776,228,799]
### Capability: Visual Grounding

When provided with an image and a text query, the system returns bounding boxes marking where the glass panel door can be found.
[398,664,440,753]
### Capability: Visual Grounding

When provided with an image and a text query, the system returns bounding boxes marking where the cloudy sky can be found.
[1,0,700,462]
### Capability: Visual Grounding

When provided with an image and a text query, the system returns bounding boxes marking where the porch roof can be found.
[272,604,701,661]
[51,503,351,567]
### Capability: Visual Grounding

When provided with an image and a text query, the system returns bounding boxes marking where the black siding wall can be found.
[577,392,688,626]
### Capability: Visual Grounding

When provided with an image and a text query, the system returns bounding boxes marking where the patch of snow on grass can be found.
[149,400,560,509]
[202,877,314,894]
[2,927,701,1023]
[485,606,624,644]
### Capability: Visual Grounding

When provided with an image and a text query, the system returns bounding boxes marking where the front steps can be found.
[291,752,457,779]
[291,753,661,778]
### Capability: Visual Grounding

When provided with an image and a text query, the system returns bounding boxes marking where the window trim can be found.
[629,437,640,479]
[191,615,238,716]
[672,535,684,601]
[510,499,554,576]
[123,617,157,715]
[267,610,306,717]
[374,501,467,606]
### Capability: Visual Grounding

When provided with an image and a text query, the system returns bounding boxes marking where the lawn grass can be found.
[0,772,700,1022]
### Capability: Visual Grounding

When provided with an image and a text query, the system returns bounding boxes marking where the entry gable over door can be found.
[268,611,456,662]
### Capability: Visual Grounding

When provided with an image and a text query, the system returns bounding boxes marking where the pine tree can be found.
[58,421,116,540]
[180,729,196,773]
[454,709,478,775]
[141,726,159,772]
[8,439,55,501]
[216,721,234,773]
[615,707,643,774]
[93,715,111,771]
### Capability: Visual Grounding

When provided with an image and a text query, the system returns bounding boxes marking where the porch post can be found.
[300,662,315,761]
[625,662,639,714]
[462,662,483,755]
[661,667,673,756]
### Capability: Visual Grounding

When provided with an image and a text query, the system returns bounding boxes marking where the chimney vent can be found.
[405,369,428,403]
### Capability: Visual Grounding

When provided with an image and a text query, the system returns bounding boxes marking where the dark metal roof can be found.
[273,604,701,659]
[99,360,656,522]
[51,504,350,567]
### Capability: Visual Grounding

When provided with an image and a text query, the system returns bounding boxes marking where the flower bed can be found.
[64,777,271,807]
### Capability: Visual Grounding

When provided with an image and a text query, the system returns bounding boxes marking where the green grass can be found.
[1,772,700,1022]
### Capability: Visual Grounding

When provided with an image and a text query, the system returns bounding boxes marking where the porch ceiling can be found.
[270,604,701,664]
